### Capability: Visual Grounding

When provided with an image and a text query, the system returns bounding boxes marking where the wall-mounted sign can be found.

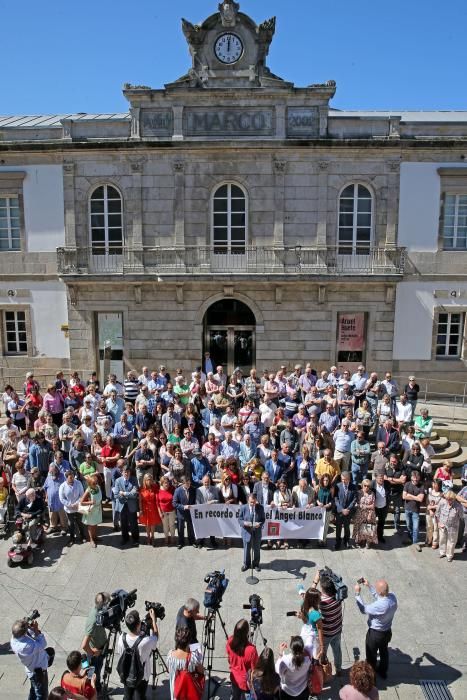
[286,107,320,137]
[337,312,366,366]
[184,108,275,137]
[141,110,174,137]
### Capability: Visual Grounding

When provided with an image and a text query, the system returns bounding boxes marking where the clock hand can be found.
[227,36,231,53]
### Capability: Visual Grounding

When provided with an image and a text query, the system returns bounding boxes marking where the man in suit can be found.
[239,493,265,572]
[372,472,391,543]
[253,471,275,507]
[334,471,357,550]
[195,474,220,549]
[201,400,221,438]
[376,419,400,455]
[112,464,139,547]
[173,476,198,549]
[264,449,285,486]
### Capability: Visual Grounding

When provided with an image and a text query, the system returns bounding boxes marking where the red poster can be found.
[338,314,365,352]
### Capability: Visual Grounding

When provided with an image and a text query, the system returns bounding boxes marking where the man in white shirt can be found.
[117,609,159,697]
[258,398,276,429]
[138,366,150,386]
[0,417,19,442]
[394,394,413,430]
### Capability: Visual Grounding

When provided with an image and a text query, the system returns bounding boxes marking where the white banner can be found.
[191,504,327,540]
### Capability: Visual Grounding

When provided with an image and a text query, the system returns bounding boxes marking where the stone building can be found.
[1,0,467,389]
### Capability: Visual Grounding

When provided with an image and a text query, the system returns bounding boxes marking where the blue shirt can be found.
[333,430,355,453]
[43,472,65,511]
[355,586,398,631]
[10,632,49,677]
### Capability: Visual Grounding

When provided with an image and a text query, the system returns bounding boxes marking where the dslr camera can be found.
[25,609,40,625]
[243,594,264,626]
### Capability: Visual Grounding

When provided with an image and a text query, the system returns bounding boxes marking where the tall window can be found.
[436,312,464,358]
[90,185,123,255]
[3,310,27,354]
[212,184,247,254]
[0,196,20,250]
[338,184,373,255]
[443,193,467,249]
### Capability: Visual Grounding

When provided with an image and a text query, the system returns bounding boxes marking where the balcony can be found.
[57,245,406,278]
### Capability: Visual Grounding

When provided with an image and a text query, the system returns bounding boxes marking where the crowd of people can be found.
[1,361,466,560]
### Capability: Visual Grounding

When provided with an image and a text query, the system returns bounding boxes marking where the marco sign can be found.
[184,108,275,136]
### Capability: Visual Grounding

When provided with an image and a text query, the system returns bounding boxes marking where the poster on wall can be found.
[337,313,366,370]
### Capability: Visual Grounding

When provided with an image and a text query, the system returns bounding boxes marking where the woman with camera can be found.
[275,636,311,700]
[226,619,259,700]
[297,588,324,660]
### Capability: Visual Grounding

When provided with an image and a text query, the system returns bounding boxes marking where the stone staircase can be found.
[430,428,467,471]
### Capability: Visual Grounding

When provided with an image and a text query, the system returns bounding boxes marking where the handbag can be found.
[362,522,376,537]
[308,659,323,696]
[321,656,332,683]
[78,503,92,515]
[174,652,205,700]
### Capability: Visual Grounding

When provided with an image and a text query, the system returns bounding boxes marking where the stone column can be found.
[63,161,77,248]
[385,161,400,246]
[130,107,141,140]
[273,159,286,247]
[129,160,144,270]
[172,105,184,141]
[316,160,329,247]
[275,104,286,139]
[172,160,185,248]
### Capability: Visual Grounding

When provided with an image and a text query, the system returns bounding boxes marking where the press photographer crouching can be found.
[10,611,55,700]
[116,606,159,700]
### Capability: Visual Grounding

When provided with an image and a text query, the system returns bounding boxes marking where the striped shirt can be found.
[123,380,139,401]
[319,593,343,637]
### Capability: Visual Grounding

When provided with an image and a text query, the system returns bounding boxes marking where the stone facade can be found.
[1,1,467,392]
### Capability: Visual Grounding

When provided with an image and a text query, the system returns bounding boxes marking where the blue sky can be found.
[2,0,467,115]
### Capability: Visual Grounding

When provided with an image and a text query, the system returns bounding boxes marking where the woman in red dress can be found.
[138,473,161,546]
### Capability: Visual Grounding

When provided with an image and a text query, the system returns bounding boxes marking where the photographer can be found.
[175,598,205,644]
[309,570,343,675]
[116,608,159,700]
[81,592,110,694]
[226,619,259,700]
[61,650,97,699]
[354,578,398,679]
[10,617,54,700]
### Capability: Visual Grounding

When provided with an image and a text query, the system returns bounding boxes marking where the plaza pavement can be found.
[0,512,465,700]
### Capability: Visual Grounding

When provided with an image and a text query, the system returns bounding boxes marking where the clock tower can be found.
[166,0,292,89]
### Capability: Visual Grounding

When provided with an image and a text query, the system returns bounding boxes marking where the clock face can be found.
[214,33,244,64]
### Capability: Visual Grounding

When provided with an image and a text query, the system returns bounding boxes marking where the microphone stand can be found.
[246,505,259,585]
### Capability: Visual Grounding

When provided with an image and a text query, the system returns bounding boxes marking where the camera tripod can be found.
[203,606,228,699]
[249,619,267,647]
[150,647,169,690]
[101,625,120,696]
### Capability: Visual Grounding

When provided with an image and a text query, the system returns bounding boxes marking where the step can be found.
[430,436,448,452]
[430,430,439,440]
[430,441,461,460]
[431,445,467,469]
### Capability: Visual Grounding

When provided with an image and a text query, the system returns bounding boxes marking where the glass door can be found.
[234,330,253,374]
[205,326,255,376]
[207,329,228,371]
[212,183,247,271]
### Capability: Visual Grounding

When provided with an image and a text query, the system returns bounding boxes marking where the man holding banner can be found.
[239,493,265,573]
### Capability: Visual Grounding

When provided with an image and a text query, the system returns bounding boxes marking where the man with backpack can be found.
[116,608,159,699]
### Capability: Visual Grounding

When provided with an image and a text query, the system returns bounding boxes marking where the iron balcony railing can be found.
[57,245,406,276]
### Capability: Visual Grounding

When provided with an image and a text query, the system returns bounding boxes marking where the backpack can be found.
[116,633,145,688]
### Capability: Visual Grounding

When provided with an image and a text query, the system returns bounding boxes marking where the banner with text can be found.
[191,504,326,540]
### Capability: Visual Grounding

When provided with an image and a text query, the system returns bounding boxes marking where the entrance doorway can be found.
[203,299,256,376]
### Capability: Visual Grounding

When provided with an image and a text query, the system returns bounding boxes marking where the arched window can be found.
[89,185,123,256]
[212,183,247,256]
[338,184,373,255]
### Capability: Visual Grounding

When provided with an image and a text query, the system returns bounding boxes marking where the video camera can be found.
[25,609,40,625]
[140,600,166,635]
[204,570,229,610]
[319,566,348,602]
[96,589,138,630]
[243,594,264,626]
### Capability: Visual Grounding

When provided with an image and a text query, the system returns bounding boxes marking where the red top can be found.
[226,637,259,691]
[139,484,162,527]
[100,445,120,467]
[156,486,175,512]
